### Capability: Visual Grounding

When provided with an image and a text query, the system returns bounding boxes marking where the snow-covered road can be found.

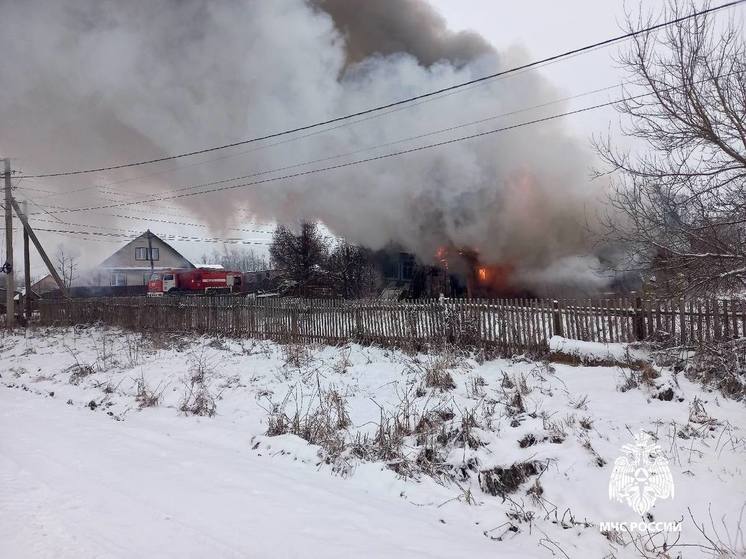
[0,388,503,559]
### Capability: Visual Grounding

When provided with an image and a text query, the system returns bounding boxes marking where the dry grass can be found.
[265,381,350,464]
[618,362,661,393]
[684,339,746,401]
[179,383,217,417]
[479,461,546,498]
[92,331,117,372]
[68,363,95,385]
[134,373,165,408]
[466,375,487,399]
[122,333,145,367]
[405,353,461,393]
[331,347,353,375]
[282,342,314,369]
[178,346,220,417]
[62,341,96,385]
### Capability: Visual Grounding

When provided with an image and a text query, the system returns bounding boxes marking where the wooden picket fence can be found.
[38,296,746,353]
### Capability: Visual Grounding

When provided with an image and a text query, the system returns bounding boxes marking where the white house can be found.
[91,230,195,287]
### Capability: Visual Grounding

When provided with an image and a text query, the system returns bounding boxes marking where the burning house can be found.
[373,245,536,300]
[428,247,536,299]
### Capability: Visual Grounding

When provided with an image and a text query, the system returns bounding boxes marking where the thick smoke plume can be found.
[312,0,493,67]
[0,0,608,289]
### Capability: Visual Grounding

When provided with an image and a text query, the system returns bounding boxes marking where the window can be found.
[135,247,160,261]
[110,272,127,286]
[383,260,397,279]
[401,254,415,280]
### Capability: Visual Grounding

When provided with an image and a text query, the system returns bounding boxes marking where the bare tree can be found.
[595,1,746,295]
[55,246,78,288]
[207,245,269,272]
[327,240,380,298]
[269,222,328,297]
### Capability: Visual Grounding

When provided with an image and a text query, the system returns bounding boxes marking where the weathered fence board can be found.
[38,296,746,354]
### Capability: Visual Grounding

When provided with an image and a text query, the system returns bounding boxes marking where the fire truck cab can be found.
[146,271,173,296]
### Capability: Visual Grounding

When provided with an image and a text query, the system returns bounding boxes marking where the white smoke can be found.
[516,255,614,297]
[0,0,609,286]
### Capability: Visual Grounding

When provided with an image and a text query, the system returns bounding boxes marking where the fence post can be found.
[634,296,645,341]
[552,300,563,337]
[291,302,298,342]
[354,303,362,341]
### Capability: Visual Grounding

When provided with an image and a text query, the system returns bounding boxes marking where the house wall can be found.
[93,269,159,287]
[93,234,194,287]
[30,274,60,295]
[99,236,192,270]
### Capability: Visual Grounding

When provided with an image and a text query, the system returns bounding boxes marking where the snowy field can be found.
[1,326,745,558]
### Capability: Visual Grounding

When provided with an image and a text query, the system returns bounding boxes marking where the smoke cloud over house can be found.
[312,0,493,67]
[0,0,609,291]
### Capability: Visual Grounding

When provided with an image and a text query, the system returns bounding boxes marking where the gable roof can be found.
[98,230,195,269]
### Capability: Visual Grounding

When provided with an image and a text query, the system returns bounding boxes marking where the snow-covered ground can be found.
[1,326,745,558]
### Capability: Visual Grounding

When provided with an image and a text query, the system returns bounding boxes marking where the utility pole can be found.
[22,201,31,323]
[9,197,67,297]
[3,158,14,328]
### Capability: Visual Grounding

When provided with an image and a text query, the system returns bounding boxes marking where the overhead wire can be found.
[31,227,274,246]
[23,63,743,220]
[25,212,275,236]
[14,55,619,200]
[22,81,624,208]
[26,198,276,227]
[13,0,744,179]
[28,74,737,216]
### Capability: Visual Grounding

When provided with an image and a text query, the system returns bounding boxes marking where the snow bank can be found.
[549,335,647,365]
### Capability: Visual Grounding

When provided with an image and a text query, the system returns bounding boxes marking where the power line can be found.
[25,99,619,215]
[16,61,612,201]
[21,82,622,204]
[17,182,194,213]
[16,79,499,198]
[22,68,744,222]
[27,213,275,236]
[17,47,581,197]
[22,181,210,211]
[32,226,275,246]
[17,195,276,247]
[26,198,275,227]
[15,0,744,179]
[18,84,688,216]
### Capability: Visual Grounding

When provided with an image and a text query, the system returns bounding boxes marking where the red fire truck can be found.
[147,267,243,296]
